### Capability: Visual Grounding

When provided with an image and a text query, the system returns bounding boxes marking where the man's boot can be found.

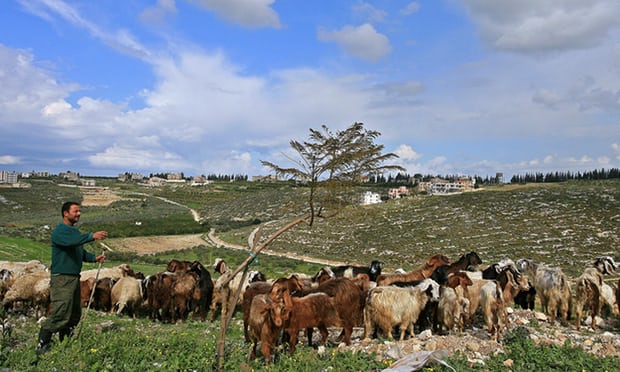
[59,327,74,342]
[36,328,53,355]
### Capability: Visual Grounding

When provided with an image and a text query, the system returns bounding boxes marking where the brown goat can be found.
[144,271,176,322]
[80,278,95,307]
[166,259,193,273]
[445,252,482,275]
[281,289,341,354]
[248,294,286,364]
[243,282,273,342]
[376,254,451,286]
[93,277,115,311]
[447,272,473,296]
[268,275,305,301]
[242,275,305,342]
[171,271,199,322]
[301,277,365,346]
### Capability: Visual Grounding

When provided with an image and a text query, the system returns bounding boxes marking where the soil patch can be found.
[109,234,207,255]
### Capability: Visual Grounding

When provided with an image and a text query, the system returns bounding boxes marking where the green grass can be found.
[0,236,50,264]
[1,311,385,371]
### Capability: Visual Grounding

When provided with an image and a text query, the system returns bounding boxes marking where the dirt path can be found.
[205,229,349,266]
[108,230,348,267]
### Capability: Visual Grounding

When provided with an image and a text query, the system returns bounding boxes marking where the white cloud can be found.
[0,155,21,165]
[19,0,150,58]
[317,23,391,62]
[613,143,620,160]
[532,89,564,109]
[459,0,620,53]
[0,45,77,124]
[394,144,422,161]
[139,0,177,27]
[353,2,387,23]
[88,143,189,172]
[401,2,421,16]
[189,0,281,28]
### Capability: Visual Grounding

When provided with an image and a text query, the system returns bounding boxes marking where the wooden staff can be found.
[216,214,310,371]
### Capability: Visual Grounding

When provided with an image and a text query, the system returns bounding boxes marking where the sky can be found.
[1,0,620,181]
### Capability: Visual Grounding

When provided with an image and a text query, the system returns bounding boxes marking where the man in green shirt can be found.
[36,201,108,355]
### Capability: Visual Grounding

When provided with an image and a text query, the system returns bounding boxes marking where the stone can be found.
[503,359,514,368]
[417,329,433,341]
[385,345,403,360]
[466,341,480,352]
[534,312,547,321]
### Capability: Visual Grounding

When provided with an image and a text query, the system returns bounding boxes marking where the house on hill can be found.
[360,191,381,205]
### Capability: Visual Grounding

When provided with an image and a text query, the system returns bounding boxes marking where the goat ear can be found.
[260,303,272,315]
[604,258,616,274]
[282,289,293,307]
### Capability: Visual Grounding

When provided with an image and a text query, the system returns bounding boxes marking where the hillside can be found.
[220,181,620,277]
[1,179,620,370]
[1,179,619,277]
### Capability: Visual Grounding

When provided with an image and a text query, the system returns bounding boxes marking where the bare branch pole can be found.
[216,214,311,371]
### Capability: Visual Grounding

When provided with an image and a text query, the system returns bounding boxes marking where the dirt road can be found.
[109,231,348,267]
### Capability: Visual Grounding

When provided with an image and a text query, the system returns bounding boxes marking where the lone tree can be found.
[261,122,405,225]
[216,123,404,370]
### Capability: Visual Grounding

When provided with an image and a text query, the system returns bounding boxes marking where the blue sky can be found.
[1,0,620,180]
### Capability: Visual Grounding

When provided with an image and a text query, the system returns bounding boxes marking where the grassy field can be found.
[1,178,619,370]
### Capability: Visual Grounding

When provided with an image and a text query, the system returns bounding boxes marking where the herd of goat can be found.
[1,252,619,364]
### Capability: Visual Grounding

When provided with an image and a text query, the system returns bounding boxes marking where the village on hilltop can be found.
[1,169,497,205]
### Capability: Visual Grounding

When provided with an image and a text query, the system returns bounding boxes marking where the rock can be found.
[417,329,432,341]
[94,320,117,334]
[466,341,480,352]
[385,345,403,360]
[534,312,547,321]
[317,345,326,356]
[425,339,437,350]
[503,358,514,368]
[516,318,529,325]
[583,339,594,347]
[468,358,485,367]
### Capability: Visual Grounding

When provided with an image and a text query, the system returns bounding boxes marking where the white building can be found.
[360,191,382,205]
[0,171,18,184]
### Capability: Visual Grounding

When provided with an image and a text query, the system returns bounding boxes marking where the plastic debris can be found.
[382,348,455,372]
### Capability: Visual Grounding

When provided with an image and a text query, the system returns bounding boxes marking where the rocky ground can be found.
[335,308,620,368]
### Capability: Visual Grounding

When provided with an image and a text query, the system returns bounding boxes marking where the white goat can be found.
[81,263,135,281]
[517,258,571,325]
[437,286,470,334]
[2,270,50,317]
[364,278,440,341]
[479,281,504,341]
[110,276,143,317]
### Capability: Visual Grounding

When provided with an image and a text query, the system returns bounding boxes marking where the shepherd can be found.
[35,201,108,355]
